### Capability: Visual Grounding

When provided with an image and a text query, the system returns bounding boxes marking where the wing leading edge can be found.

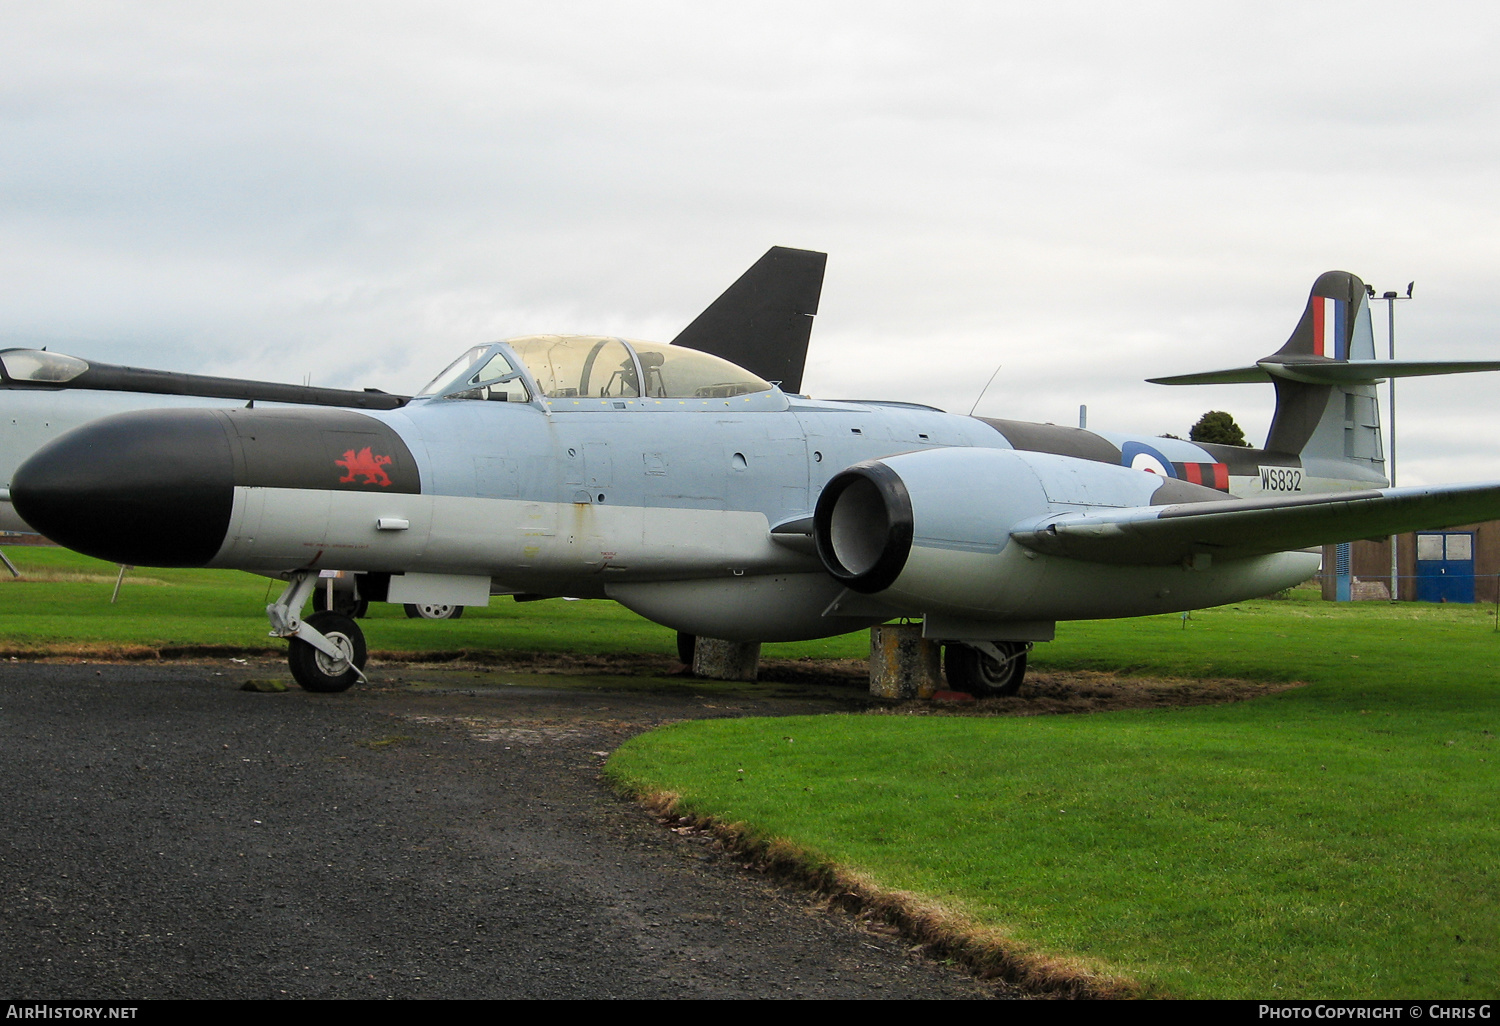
[1012,482,1500,566]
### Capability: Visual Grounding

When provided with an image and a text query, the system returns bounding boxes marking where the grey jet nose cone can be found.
[11,408,236,567]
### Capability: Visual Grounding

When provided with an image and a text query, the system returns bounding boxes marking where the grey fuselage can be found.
[3,339,1343,643]
[157,380,1318,642]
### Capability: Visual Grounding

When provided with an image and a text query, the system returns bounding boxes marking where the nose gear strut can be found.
[268,571,369,691]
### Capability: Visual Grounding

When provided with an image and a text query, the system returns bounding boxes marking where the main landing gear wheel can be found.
[288,611,368,693]
[676,632,697,666]
[944,642,1028,697]
[403,603,463,620]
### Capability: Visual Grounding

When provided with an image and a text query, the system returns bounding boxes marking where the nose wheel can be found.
[287,611,368,692]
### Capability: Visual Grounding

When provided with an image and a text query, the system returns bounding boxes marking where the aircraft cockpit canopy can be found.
[415,345,530,403]
[419,335,773,403]
[0,350,89,385]
[508,335,773,401]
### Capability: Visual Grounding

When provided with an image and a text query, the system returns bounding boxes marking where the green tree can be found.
[1189,410,1248,447]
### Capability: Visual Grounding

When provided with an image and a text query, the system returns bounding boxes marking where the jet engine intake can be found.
[815,449,1044,605]
[813,461,913,593]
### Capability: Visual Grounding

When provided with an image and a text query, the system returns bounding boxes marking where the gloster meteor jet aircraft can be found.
[10,250,1500,694]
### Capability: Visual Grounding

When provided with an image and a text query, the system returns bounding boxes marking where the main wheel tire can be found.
[288,611,367,693]
[403,603,463,620]
[312,587,369,619]
[676,632,696,666]
[943,642,1027,697]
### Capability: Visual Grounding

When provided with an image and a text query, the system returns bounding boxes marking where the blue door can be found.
[1415,532,1476,603]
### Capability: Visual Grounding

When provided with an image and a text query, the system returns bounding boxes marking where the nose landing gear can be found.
[268,571,369,692]
[288,611,368,692]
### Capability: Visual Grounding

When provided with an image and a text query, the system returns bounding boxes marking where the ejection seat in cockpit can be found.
[639,350,666,397]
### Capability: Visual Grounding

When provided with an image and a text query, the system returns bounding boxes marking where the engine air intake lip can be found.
[813,461,914,594]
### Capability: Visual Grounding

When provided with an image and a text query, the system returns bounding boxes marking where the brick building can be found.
[1321,522,1500,603]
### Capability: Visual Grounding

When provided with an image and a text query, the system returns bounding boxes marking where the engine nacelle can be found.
[813,447,1319,624]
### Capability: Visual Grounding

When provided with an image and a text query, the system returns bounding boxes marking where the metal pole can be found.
[1376,282,1412,602]
[1388,295,1398,602]
[111,564,129,604]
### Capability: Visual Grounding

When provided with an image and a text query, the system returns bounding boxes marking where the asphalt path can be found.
[0,660,993,999]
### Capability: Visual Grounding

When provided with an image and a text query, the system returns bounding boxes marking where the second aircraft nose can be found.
[11,409,236,567]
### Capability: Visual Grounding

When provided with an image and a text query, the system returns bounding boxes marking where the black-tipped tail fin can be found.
[671,246,826,394]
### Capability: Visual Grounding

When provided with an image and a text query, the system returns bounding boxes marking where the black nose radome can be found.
[12,409,235,567]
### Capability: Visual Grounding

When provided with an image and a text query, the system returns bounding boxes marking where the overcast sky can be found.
[4,2,1498,484]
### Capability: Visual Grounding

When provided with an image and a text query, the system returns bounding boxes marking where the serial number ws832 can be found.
[1259,466,1303,492]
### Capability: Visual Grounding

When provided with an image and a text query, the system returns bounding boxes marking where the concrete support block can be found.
[868,623,942,699]
[692,637,761,681]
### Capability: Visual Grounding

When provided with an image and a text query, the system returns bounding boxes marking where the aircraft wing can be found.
[1011,482,1500,566]
[0,347,408,410]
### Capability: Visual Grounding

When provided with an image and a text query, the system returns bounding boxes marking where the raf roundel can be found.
[1120,441,1177,478]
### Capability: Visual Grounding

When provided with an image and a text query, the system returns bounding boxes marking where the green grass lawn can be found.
[5,545,1496,997]
[607,596,1500,998]
[0,545,861,657]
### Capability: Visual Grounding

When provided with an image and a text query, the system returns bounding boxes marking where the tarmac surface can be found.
[0,659,995,999]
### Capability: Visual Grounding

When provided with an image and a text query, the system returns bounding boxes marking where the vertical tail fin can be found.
[671,246,827,394]
[1271,269,1376,362]
[1263,271,1383,465]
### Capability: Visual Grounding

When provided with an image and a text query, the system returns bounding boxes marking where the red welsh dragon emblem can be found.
[336,447,394,487]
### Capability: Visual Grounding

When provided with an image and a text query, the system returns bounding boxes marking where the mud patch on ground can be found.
[10,645,1296,715]
[891,668,1303,716]
[375,652,1298,714]
[371,649,686,676]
